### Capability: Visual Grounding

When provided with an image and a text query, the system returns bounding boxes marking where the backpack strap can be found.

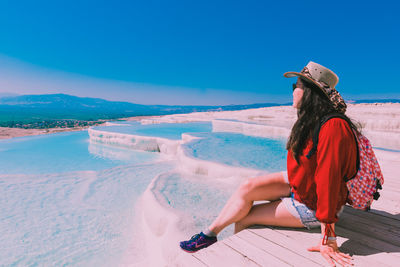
[305,113,360,180]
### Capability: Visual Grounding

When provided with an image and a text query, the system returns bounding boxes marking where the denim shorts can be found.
[281,191,321,229]
[280,171,343,229]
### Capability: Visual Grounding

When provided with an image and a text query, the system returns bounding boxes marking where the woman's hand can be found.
[308,240,353,266]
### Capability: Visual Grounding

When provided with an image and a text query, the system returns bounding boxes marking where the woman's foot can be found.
[179,232,217,253]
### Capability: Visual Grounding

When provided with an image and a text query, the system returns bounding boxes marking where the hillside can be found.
[0,94,282,127]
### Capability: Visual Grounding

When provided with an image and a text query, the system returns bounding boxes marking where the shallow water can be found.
[92,121,212,140]
[0,122,288,266]
[184,132,287,172]
[0,163,174,266]
[0,131,159,174]
[152,171,238,240]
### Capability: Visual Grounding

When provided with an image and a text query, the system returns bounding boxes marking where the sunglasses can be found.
[292,83,304,91]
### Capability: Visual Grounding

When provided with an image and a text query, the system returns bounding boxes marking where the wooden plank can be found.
[339,248,393,267]
[270,227,395,267]
[337,212,400,246]
[342,206,400,227]
[193,241,261,267]
[245,228,323,266]
[370,200,400,216]
[185,207,400,267]
[270,228,385,267]
[173,252,208,267]
[264,227,373,267]
[335,226,400,259]
[222,234,290,267]
[345,254,392,267]
[369,209,400,221]
[338,210,400,235]
[248,227,327,266]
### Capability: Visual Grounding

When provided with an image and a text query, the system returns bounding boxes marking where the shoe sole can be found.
[180,247,199,253]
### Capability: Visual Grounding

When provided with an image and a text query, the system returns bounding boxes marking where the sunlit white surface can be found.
[0,120,288,266]
[0,161,175,266]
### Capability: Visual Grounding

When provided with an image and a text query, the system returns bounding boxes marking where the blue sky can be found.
[0,0,399,105]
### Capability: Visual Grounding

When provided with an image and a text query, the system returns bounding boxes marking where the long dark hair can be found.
[286,78,361,163]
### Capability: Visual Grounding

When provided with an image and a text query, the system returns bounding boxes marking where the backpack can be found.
[306,113,384,211]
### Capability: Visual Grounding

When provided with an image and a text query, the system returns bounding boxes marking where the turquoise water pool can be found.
[0,131,175,266]
[153,171,237,239]
[0,122,289,266]
[92,121,212,140]
[184,132,287,172]
[0,131,159,175]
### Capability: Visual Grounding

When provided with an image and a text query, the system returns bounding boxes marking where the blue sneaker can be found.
[180,232,217,253]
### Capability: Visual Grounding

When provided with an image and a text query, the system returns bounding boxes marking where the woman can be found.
[180,62,357,266]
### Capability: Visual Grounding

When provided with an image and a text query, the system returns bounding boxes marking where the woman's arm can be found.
[308,223,353,266]
[311,119,357,266]
[314,119,356,223]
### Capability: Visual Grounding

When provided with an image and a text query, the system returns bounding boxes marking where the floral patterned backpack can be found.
[306,113,384,211]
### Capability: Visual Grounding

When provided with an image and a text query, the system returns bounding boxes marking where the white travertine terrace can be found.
[89,103,400,182]
[136,103,400,150]
[88,128,182,154]
[90,103,400,266]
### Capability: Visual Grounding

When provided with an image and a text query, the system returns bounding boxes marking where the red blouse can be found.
[287,118,358,223]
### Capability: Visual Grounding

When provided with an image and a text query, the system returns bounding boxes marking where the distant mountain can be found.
[0,93,149,111]
[3,93,396,127]
[0,92,19,98]
[0,94,283,125]
[349,99,400,104]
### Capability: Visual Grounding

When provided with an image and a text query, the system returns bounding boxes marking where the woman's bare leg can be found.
[208,172,291,235]
[234,200,304,233]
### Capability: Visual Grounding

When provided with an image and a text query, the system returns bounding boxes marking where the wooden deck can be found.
[173,149,400,266]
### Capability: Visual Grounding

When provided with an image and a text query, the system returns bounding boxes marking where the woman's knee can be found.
[237,172,284,196]
[237,178,256,198]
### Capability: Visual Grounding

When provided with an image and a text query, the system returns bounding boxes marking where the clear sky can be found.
[0,0,399,105]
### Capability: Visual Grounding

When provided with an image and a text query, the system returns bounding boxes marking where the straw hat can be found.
[284,61,347,113]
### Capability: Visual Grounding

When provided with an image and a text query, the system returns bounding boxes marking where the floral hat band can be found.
[284,61,347,114]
